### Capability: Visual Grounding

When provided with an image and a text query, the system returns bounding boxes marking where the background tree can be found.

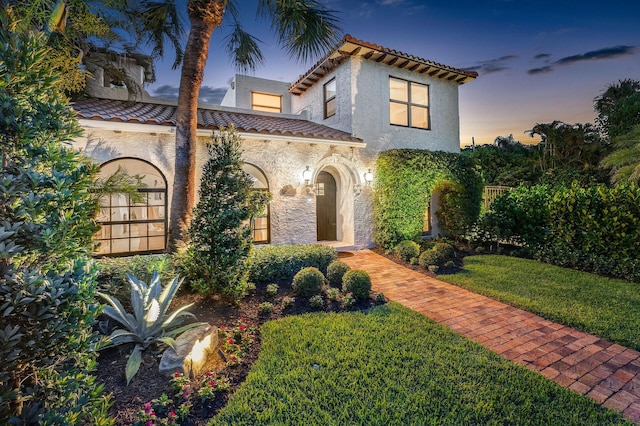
[168,0,342,250]
[594,79,640,139]
[601,125,640,184]
[4,0,184,95]
[0,14,111,423]
[181,126,270,300]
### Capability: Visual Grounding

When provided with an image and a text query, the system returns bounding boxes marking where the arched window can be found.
[242,163,270,244]
[94,158,167,256]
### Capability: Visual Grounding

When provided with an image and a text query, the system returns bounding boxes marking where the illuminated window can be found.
[94,158,167,256]
[242,163,271,244]
[324,78,336,118]
[389,77,429,129]
[251,92,281,113]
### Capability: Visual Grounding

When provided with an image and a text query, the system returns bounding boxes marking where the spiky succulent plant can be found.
[98,270,202,384]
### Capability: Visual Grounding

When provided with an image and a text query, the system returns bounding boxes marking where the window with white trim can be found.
[389,77,430,129]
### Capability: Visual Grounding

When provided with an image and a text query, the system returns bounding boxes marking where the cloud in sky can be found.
[465,55,518,75]
[528,45,636,75]
[533,53,551,61]
[152,85,226,104]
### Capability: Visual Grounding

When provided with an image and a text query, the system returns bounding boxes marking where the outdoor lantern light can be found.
[302,166,313,185]
[364,169,374,184]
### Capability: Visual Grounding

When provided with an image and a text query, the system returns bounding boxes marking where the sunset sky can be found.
[147,0,640,147]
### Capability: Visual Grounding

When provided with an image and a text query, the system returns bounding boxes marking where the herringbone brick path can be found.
[342,249,640,423]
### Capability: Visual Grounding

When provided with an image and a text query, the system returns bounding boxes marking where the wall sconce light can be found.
[364,169,374,185]
[302,166,313,185]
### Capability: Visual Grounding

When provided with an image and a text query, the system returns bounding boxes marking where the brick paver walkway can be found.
[342,249,640,423]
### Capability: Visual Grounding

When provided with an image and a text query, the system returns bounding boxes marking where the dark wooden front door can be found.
[316,171,337,241]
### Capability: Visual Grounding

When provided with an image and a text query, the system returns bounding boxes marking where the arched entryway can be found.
[316,171,337,241]
[94,158,167,256]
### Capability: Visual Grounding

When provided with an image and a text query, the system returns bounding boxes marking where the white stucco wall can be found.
[73,126,376,249]
[293,56,462,163]
[220,75,293,113]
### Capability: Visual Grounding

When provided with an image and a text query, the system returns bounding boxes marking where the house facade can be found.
[71,35,477,256]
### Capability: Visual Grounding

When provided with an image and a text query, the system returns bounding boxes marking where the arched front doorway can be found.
[94,158,167,256]
[316,171,337,241]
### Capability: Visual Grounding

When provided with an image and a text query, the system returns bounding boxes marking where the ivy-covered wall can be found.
[374,149,483,249]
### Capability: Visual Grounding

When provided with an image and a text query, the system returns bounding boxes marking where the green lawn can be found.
[210,303,628,425]
[440,255,640,350]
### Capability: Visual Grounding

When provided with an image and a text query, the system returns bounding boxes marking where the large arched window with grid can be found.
[242,163,270,244]
[94,158,167,256]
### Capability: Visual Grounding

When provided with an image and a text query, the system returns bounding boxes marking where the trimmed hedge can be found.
[248,244,337,284]
[374,149,483,249]
[292,267,325,298]
[393,240,420,262]
[477,183,640,281]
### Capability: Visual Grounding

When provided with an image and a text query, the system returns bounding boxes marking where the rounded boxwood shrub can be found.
[327,260,351,287]
[292,267,324,298]
[393,240,420,262]
[342,270,372,300]
[418,248,444,269]
[434,242,455,262]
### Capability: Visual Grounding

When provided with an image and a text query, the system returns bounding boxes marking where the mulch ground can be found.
[96,254,385,425]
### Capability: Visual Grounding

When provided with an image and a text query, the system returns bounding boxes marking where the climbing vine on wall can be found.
[374,149,483,249]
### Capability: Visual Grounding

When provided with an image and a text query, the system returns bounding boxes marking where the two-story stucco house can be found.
[71,35,477,256]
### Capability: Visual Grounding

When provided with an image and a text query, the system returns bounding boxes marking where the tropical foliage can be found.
[98,271,201,384]
[0,16,111,423]
[374,149,483,248]
[594,79,640,139]
[601,125,640,184]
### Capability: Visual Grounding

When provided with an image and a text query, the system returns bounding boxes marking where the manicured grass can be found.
[210,303,628,425]
[440,255,640,350]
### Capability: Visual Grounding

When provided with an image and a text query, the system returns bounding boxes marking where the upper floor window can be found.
[324,78,336,118]
[389,77,429,129]
[252,92,281,113]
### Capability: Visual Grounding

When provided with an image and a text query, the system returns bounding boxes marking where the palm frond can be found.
[259,0,342,63]
[225,22,264,73]
[131,0,185,69]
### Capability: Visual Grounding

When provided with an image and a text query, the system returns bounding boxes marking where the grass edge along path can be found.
[439,255,640,351]
[210,303,628,425]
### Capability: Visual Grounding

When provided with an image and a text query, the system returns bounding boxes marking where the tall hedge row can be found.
[374,149,483,249]
[479,184,640,281]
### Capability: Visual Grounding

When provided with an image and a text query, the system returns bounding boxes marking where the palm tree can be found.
[168,0,342,250]
[601,125,640,184]
[594,79,640,139]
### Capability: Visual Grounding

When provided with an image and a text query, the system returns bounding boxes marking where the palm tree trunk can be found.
[168,1,225,251]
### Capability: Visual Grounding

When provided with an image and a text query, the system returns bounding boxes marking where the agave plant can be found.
[98,270,203,384]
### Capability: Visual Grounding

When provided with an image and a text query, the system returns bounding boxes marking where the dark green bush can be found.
[434,242,455,262]
[418,249,445,269]
[248,244,337,284]
[326,260,351,288]
[292,267,325,298]
[96,254,175,300]
[342,270,372,300]
[393,240,420,262]
[0,25,110,423]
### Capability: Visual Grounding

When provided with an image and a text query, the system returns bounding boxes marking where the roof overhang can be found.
[78,119,366,148]
[290,35,478,95]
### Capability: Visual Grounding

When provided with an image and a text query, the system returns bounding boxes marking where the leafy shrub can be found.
[393,240,420,262]
[434,242,455,261]
[341,292,356,307]
[96,254,176,301]
[183,126,269,299]
[0,24,111,424]
[266,283,279,297]
[326,260,351,287]
[248,244,337,284]
[309,295,324,309]
[342,270,371,300]
[325,287,341,301]
[259,302,273,314]
[98,271,202,384]
[418,249,444,269]
[292,267,325,298]
[281,296,296,308]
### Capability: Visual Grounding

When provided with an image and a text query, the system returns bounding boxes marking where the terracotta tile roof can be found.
[73,97,362,143]
[290,34,478,95]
